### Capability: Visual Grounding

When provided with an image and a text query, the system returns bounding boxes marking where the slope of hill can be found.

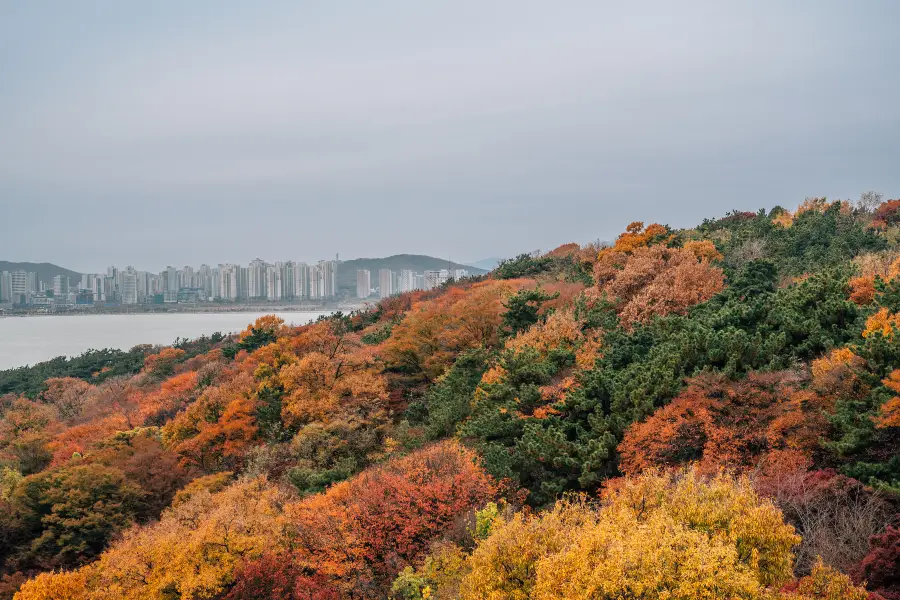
[465,256,504,271]
[0,261,82,286]
[336,254,486,292]
[4,197,900,600]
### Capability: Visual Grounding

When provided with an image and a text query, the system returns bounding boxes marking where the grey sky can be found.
[1,1,899,273]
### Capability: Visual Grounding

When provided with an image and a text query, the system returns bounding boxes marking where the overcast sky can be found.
[1,1,899,273]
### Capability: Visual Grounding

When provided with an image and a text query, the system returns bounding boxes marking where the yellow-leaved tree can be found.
[15,478,289,600]
[418,469,871,600]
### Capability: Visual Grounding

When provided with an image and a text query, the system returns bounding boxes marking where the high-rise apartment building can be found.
[424,269,450,290]
[238,267,249,300]
[266,264,279,300]
[11,270,29,304]
[319,260,337,298]
[165,266,178,291]
[198,264,213,297]
[219,264,239,300]
[399,269,416,293]
[180,266,195,289]
[356,270,371,299]
[379,269,393,298]
[294,262,309,299]
[0,271,11,303]
[453,269,469,280]
[279,262,295,299]
[53,275,69,298]
[122,268,138,304]
[248,258,268,299]
[308,264,322,299]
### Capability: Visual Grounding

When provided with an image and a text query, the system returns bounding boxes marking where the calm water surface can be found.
[0,312,334,370]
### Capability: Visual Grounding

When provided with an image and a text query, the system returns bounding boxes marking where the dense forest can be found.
[1,196,899,599]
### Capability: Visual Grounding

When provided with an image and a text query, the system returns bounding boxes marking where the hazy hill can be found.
[337,254,486,293]
[465,257,504,271]
[0,261,82,286]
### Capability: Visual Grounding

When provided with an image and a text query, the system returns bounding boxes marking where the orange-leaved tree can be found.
[285,440,497,598]
[382,280,524,383]
[618,371,828,476]
[16,478,291,600]
[161,371,259,471]
[595,244,724,326]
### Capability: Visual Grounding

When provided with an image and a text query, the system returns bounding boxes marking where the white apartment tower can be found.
[357,270,371,299]
[424,269,450,290]
[122,268,138,304]
[308,264,322,299]
[294,262,309,299]
[318,260,337,298]
[399,269,416,293]
[248,258,269,299]
[379,269,393,298]
[219,264,239,300]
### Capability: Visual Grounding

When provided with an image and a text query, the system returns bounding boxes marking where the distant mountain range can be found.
[336,254,486,293]
[0,262,82,286]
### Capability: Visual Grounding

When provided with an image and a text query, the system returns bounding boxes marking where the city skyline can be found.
[1,257,341,307]
[2,256,481,308]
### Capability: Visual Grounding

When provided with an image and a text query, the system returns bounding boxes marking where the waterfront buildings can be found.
[357,269,371,299]
[3,258,474,309]
[379,269,393,299]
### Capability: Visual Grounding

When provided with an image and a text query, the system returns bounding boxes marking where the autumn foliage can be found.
[284,440,496,596]
[618,371,828,476]
[6,196,900,599]
[595,243,724,325]
[455,470,812,600]
[382,280,524,382]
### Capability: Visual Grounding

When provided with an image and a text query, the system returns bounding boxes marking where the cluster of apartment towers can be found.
[356,267,469,300]
[0,259,339,307]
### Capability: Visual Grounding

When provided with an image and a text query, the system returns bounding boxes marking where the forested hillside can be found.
[2,197,899,600]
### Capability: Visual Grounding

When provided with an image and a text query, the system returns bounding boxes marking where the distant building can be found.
[266,264,279,300]
[180,266,195,289]
[453,269,469,280]
[424,269,450,290]
[399,269,416,293]
[248,258,269,299]
[238,266,250,300]
[10,271,29,305]
[177,288,208,303]
[357,269,371,299]
[31,292,53,308]
[219,264,239,301]
[198,264,213,297]
[165,266,178,295]
[53,275,69,298]
[319,260,337,298]
[294,262,310,299]
[279,261,300,299]
[379,269,393,298]
[122,268,138,304]
[308,264,322,299]
[1,271,11,303]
